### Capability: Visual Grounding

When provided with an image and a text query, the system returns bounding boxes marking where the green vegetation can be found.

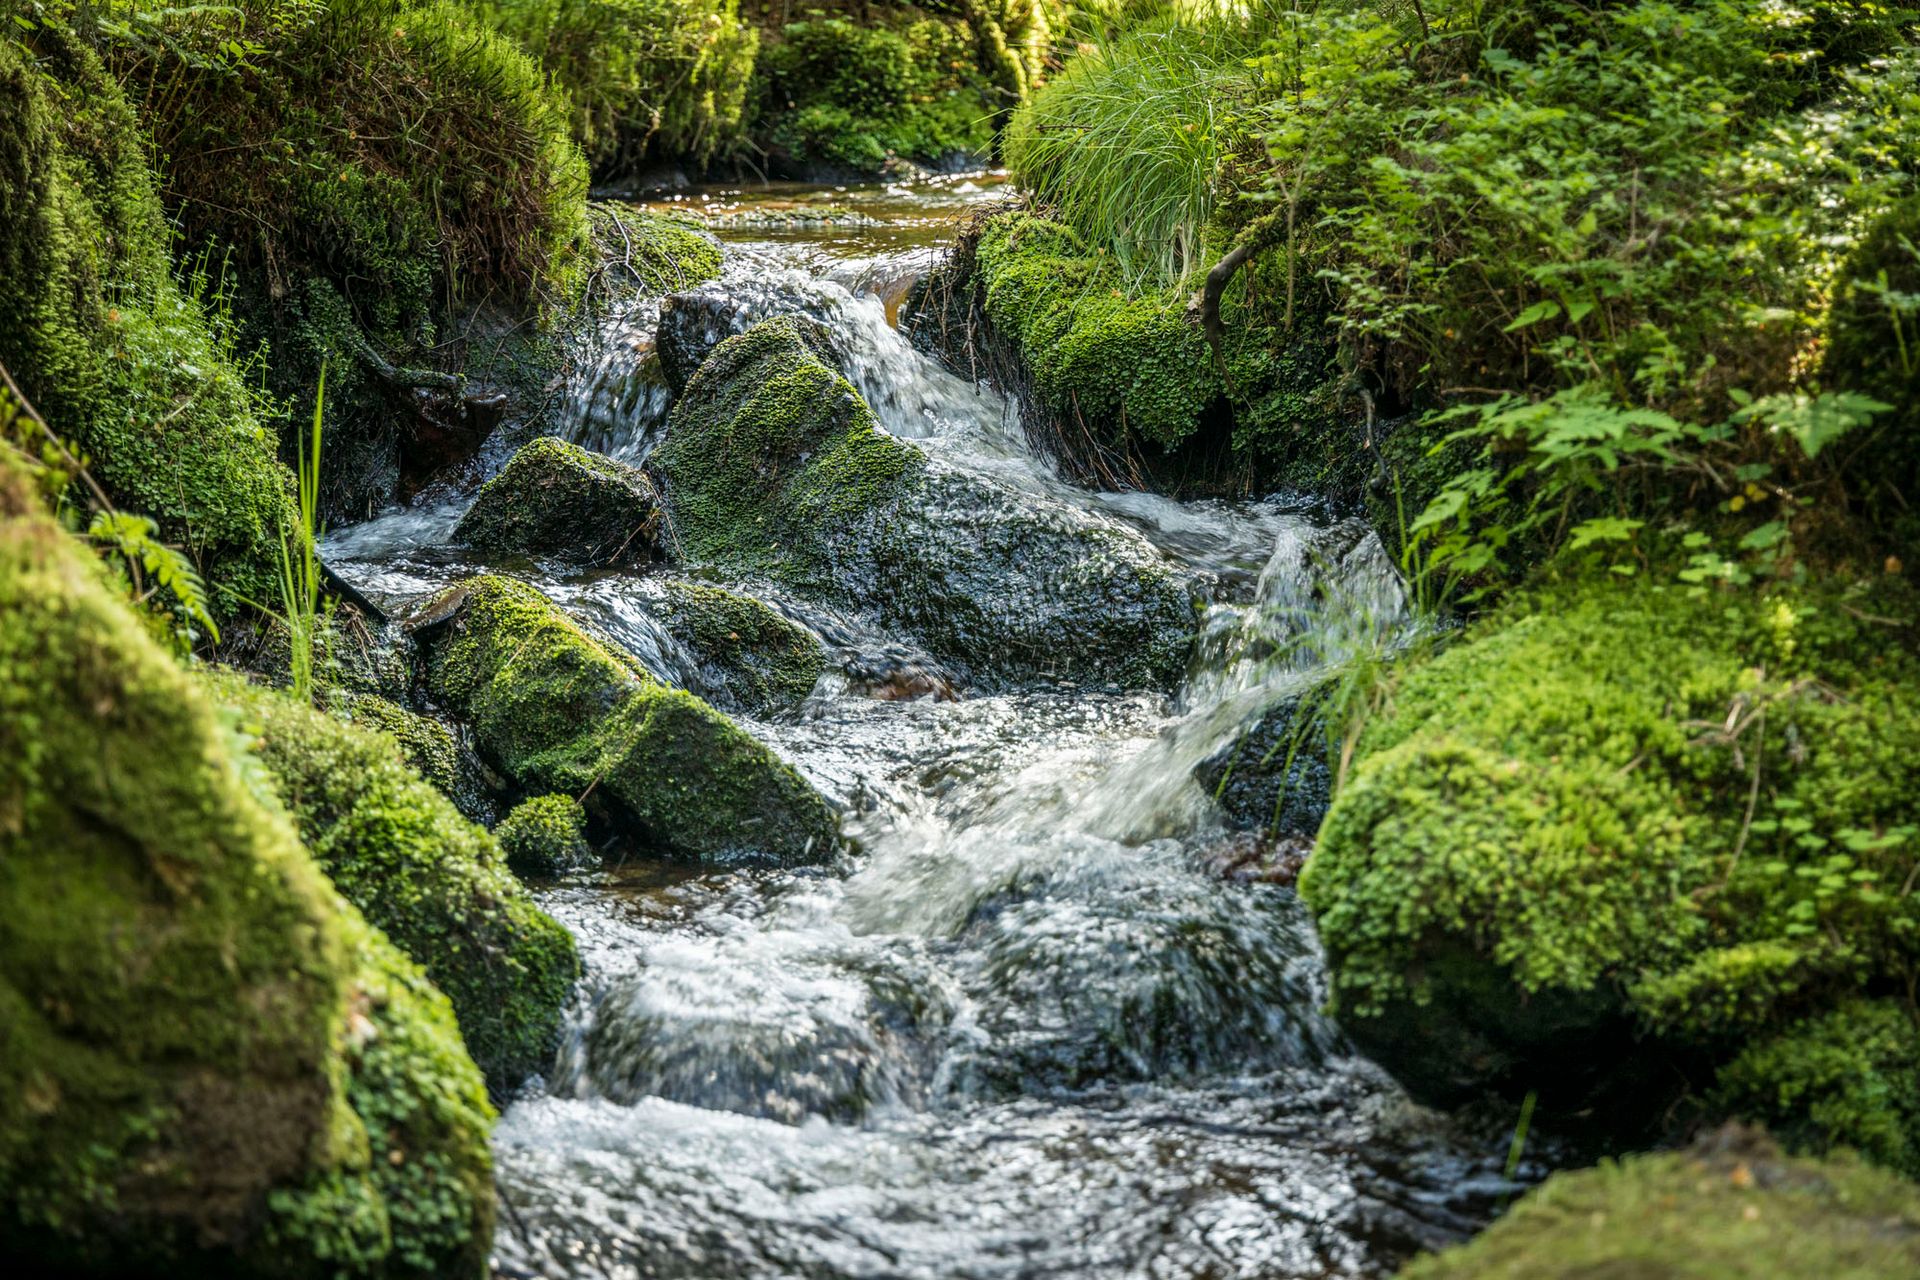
[455,435,662,566]
[1300,577,1920,1142]
[496,793,594,877]
[222,675,581,1094]
[0,452,492,1275]
[423,574,840,863]
[477,0,758,171]
[0,27,294,611]
[1398,1129,1920,1279]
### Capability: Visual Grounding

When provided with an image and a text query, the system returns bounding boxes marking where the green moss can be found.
[455,436,662,566]
[219,676,580,1094]
[654,579,826,715]
[1301,575,1920,1134]
[1398,1130,1920,1280]
[655,316,920,584]
[424,574,839,864]
[337,694,462,801]
[612,209,725,293]
[0,454,492,1275]
[496,795,594,878]
[1714,1001,1920,1180]
[0,30,294,611]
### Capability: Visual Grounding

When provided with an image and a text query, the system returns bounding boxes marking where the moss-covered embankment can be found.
[0,455,497,1276]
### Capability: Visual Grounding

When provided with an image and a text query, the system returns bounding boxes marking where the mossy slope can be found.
[0,30,292,610]
[0,456,492,1275]
[1300,577,1920,1160]
[423,575,838,863]
[1398,1128,1920,1280]
[221,678,581,1094]
[654,316,1199,689]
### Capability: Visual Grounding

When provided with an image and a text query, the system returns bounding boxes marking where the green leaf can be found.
[1503,299,1562,332]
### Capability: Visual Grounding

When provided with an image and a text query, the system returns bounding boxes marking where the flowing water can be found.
[324,174,1532,1279]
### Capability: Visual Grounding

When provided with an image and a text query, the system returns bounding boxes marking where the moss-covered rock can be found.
[653,316,1200,689]
[1193,689,1334,836]
[334,692,496,824]
[497,794,596,878]
[0,29,293,611]
[1397,1127,1920,1280]
[1300,577,1920,1149]
[652,579,826,715]
[456,437,663,567]
[0,456,493,1274]
[221,678,580,1095]
[421,575,838,863]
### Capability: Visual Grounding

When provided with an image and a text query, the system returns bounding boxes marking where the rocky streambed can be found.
[324,174,1533,1279]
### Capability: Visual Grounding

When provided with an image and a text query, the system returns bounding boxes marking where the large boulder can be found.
[1300,578,1920,1154]
[1397,1127,1920,1279]
[420,575,838,864]
[0,458,493,1274]
[651,317,1201,690]
[455,436,662,566]
[222,678,581,1094]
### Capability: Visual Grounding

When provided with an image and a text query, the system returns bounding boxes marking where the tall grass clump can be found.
[1005,2,1274,287]
[274,368,326,703]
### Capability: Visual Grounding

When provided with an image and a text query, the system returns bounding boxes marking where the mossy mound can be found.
[1300,577,1920,1152]
[652,579,826,715]
[422,574,838,864]
[0,457,492,1275]
[0,29,292,611]
[456,437,662,567]
[1398,1127,1920,1280]
[222,678,581,1095]
[335,692,494,824]
[497,794,596,878]
[909,209,1351,497]
[653,316,1200,689]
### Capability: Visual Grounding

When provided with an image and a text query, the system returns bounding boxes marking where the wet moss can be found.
[653,579,827,715]
[219,677,580,1095]
[1398,1128,1920,1279]
[424,575,839,864]
[456,436,662,567]
[1301,576,1920,1150]
[496,795,595,878]
[0,455,492,1275]
[0,31,293,611]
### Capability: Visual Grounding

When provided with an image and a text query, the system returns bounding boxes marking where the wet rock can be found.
[0,457,493,1275]
[420,575,838,864]
[649,579,827,716]
[1397,1125,1920,1279]
[455,436,662,567]
[223,676,581,1094]
[652,316,1202,690]
[1193,690,1335,836]
[656,288,844,393]
[338,691,498,824]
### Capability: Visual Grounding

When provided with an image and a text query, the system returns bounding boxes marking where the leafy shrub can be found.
[478,0,757,171]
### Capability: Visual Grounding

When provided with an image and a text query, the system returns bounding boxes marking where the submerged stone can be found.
[652,316,1201,690]
[456,436,662,566]
[1193,689,1335,836]
[421,575,837,864]
[0,458,493,1275]
[1397,1127,1920,1279]
[222,678,581,1095]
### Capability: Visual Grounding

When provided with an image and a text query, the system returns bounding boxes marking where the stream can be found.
[324,174,1532,1279]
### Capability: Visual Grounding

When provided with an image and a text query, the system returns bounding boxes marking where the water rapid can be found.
[323,174,1527,1279]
